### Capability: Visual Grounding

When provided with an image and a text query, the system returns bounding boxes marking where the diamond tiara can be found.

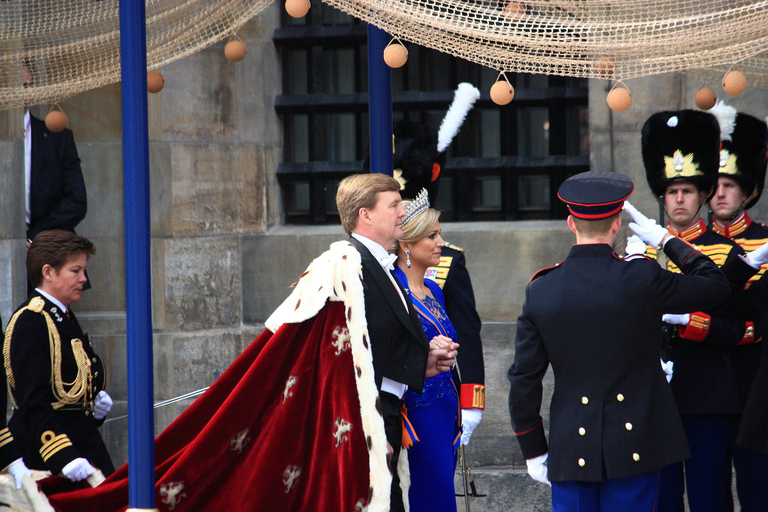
[402,188,430,227]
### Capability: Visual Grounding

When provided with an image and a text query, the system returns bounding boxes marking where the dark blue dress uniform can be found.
[3,295,114,476]
[427,244,485,411]
[713,215,768,512]
[640,108,752,512]
[508,171,731,512]
[717,253,768,456]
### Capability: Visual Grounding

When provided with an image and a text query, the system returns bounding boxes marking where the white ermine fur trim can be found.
[707,100,737,141]
[398,448,411,512]
[266,241,392,512]
[437,83,481,153]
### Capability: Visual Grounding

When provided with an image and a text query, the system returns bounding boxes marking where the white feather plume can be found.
[437,82,481,153]
[707,100,737,141]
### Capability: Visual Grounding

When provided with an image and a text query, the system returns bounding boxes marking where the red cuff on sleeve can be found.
[678,312,710,342]
[737,322,756,346]
[460,383,485,410]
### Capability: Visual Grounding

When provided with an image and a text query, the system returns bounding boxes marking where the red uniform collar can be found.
[667,219,706,242]
[712,212,751,238]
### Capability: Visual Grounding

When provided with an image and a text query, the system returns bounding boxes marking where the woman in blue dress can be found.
[391,191,461,512]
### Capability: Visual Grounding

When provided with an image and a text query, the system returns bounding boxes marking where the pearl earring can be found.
[406,250,411,268]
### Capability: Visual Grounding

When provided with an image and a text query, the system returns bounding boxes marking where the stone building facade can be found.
[0,4,767,509]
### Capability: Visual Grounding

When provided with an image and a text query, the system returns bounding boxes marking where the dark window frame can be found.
[274,5,589,225]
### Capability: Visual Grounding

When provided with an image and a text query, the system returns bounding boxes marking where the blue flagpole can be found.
[367,25,393,176]
[119,0,156,508]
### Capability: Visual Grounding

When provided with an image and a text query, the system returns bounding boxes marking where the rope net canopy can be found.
[324,0,768,86]
[0,0,272,112]
[2,0,768,112]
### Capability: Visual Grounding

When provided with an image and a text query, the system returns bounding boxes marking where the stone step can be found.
[452,466,551,512]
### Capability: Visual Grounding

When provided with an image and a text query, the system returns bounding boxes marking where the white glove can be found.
[93,390,113,420]
[623,201,669,248]
[746,242,768,269]
[661,358,674,383]
[61,457,95,482]
[662,313,690,326]
[525,452,551,486]
[6,457,31,489]
[625,235,647,258]
[460,409,482,445]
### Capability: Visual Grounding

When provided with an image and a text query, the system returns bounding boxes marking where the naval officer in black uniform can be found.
[4,230,114,482]
[508,171,730,511]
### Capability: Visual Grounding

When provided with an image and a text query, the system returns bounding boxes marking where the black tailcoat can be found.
[28,114,87,240]
[509,238,730,482]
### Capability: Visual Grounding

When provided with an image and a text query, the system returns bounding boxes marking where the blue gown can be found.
[394,267,461,512]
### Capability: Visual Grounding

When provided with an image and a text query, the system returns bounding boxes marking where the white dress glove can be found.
[525,452,551,486]
[662,313,690,326]
[93,390,113,420]
[460,409,482,446]
[62,457,95,482]
[661,358,674,383]
[746,242,768,269]
[6,457,31,489]
[623,201,669,248]
[625,235,647,258]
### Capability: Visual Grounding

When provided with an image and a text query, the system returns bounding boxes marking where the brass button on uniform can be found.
[579,427,586,436]
[578,458,586,467]
[633,453,640,461]
[582,397,589,405]
[92,357,98,363]
[617,394,624,402]
[625,422,633,431]
[94,371,99,377]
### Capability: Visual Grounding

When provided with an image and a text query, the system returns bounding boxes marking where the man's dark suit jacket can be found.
[348,237,429,430]
[349,236,429,512]
[28,114,87,240]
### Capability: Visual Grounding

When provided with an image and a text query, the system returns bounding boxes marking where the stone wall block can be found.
[170,144,266,236]
[164,236,241,331]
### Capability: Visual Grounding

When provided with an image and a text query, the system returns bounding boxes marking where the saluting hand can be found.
[623,201,670,248]
[426,335,459,377]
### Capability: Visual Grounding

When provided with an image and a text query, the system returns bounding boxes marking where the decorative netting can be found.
[2,0,768,112]
[325,0,768,86]
[0,0,272,111]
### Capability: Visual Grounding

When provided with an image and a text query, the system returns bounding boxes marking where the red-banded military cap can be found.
[557,171,634,219]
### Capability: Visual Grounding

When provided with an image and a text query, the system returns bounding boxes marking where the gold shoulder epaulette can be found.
[28,297,45,313]
[444,242,465,253]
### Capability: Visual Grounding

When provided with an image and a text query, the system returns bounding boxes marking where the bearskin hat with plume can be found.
[641,109,721,199]
[393,82,481,201]
[707,101,768,210]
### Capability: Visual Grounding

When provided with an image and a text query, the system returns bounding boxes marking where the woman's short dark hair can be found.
[27,230,95,288]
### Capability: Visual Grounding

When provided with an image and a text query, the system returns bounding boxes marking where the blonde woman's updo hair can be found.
[389,202,441,254]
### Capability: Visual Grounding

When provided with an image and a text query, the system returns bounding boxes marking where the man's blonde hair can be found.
[336,173,402,236]
[571,214,619,236]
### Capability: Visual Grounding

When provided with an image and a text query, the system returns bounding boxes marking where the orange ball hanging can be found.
[225,40,247,62]
[45,110,68,132]
[594,56,615,76]
[383,43,408,68]
[490,81,515,105]
[722,70,747,96]
[285,0,310,18]
[504,1,525,19]
[694,87,717,110]
[606,87,632,112]
[147,72,165,93]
